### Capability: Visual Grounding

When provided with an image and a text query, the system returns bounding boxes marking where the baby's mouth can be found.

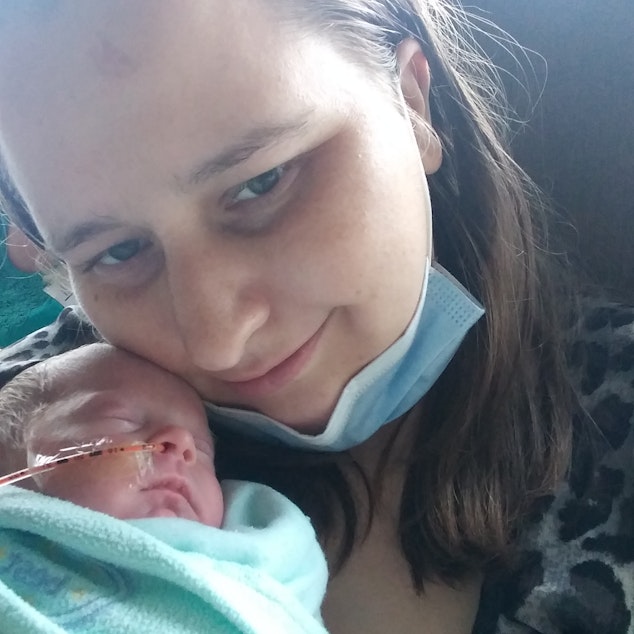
[142,476,197,517]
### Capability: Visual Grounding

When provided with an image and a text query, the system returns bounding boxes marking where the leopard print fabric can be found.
[475,301,634,634]
[2,302,634,634]
[0,307,99,385]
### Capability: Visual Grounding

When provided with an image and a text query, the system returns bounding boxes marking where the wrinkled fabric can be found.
[0,480,328,634]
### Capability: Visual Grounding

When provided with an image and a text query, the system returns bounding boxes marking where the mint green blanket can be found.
[0,481,328,634]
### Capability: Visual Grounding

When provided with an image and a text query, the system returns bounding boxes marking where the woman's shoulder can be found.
[0,306,99,387]
[477,298,634,633]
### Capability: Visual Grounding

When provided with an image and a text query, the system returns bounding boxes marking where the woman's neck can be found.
[323,404,482,634]
[348,404,420,483]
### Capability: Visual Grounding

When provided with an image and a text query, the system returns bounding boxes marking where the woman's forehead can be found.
[0,2,366,232]
[1,0,295,72]
[2,1,348,146]
[0,1,345,155]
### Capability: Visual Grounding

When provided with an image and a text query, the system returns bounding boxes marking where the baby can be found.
[0,344,327,634]
[0,342,224,527]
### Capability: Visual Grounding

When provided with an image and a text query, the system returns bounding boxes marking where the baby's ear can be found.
[5,222,45,273]
[396,38,442,174]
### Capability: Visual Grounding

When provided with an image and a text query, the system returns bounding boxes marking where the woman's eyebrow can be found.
[49,217,124,256]
[180,114,312,190]
[49,114,314,254]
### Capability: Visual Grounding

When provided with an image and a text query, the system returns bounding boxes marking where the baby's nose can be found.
[147,425,197,465]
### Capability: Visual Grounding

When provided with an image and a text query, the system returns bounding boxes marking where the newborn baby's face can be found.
[27,345,223,528]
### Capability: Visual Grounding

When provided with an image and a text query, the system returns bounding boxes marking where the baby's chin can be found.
[147,507,195,520]
[143,503,222,528]
[137,488,201,523]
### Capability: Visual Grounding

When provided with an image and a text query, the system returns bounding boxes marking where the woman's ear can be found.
[5,223,44,273]
[396,38,442,174]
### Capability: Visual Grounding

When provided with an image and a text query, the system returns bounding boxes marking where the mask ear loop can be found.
[0,441,165,488]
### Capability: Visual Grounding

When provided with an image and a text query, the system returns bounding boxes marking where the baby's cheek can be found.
[198,472,224,528]
[39,462,142,518]
[82,484,143,519]
[38,474,98,508]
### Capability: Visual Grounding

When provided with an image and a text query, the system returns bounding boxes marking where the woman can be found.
[0,2,632,632]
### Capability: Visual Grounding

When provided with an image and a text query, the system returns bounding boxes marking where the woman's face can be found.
[0,1,440,431]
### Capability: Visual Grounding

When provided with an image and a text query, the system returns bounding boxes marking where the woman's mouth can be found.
[222,322,327,399]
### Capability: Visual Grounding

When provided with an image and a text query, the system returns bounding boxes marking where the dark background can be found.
[473,0,634,299]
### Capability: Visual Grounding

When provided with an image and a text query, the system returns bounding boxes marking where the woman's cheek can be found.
[71,271,153,336]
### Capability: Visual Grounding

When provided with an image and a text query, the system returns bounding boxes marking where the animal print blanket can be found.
[475,301,634,634]
[1,302,633,634]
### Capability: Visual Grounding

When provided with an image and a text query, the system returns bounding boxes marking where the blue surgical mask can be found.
[205,261,484,452]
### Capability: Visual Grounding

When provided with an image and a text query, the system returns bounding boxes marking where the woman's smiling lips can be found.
[221,321,328,399]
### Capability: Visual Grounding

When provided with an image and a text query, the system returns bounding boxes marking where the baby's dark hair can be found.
[0,364,51,474]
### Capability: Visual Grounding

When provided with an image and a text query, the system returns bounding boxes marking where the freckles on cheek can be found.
[71,282,123,339]
[114,287,130,303]
[75,278,130,314]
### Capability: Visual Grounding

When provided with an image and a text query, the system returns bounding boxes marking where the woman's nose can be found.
[165,240,270,372]
[147,425,197,465]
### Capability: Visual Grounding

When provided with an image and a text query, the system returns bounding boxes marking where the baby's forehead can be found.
[32,345,212,436]
[22,346,142,428]
[46,342,128,370]
[41,344,139,386]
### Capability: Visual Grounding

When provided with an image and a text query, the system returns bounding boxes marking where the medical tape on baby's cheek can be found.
[24,437,161,490]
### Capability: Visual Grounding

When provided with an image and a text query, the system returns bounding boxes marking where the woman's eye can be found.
[221,159,304,233]
[231,166,285,203]
[98,238,146,265]
[79,236,160,285]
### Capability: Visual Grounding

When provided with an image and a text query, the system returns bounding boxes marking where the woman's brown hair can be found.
[215,0,576,588]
